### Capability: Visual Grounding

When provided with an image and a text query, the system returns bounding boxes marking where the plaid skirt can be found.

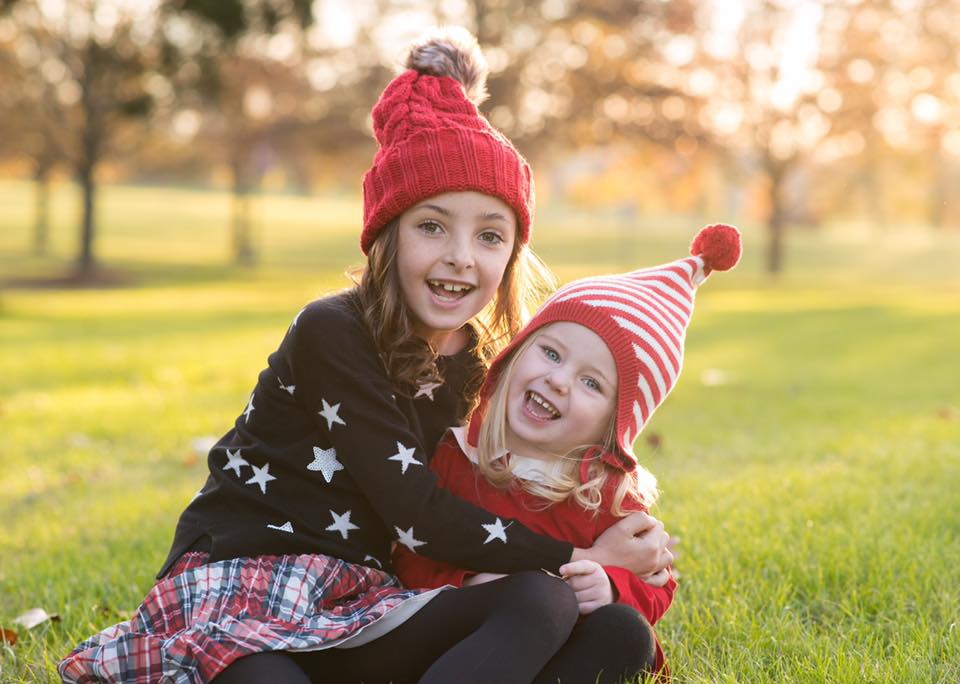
[59,551,439,683]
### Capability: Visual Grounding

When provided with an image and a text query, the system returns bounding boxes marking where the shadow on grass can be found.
[0,259,267,290]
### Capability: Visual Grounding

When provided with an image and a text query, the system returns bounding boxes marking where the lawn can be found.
[1,180,959,682]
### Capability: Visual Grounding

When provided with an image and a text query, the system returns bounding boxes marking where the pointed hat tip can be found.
[690,223,742,272]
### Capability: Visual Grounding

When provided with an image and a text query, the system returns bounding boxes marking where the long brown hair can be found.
[351,220,556,402]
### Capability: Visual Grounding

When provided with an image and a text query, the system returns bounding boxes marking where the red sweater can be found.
[393,429,675,674]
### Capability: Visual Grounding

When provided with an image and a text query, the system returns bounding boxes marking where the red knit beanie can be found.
[467,224,742,472]
[360,28,535,255]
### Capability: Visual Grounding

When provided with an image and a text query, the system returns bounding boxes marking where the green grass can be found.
[2,180,959,682]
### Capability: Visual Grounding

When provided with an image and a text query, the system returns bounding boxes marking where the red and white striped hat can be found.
[467,223,742,472]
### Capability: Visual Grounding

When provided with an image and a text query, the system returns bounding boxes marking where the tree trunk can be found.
[77,161,96,276]
[33,163,51,256]
[76,44,101,279]
[766,162,785,276]
[930,149,947,229]
[231,154,256,266]
[862,137,886,231]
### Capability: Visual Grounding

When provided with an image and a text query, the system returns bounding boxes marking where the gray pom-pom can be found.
[405,27,489,105]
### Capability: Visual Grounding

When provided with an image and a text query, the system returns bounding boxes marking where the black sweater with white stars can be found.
[159,292,572,579]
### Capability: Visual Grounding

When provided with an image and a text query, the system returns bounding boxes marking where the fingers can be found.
[642,568,671,588]
[564,565,613,614]
[558,560,598,577]
[576,600,605,615]
[571,585,608,614]
[658,545,674,573]
[615,510,655,536]
[564,572,601,592]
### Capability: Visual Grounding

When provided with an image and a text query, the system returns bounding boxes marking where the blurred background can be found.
[2,2,960,681]
[1,0,959,279]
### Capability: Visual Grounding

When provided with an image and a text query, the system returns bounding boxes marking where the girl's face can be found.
[504,322,617,462]
[395,191,516,351]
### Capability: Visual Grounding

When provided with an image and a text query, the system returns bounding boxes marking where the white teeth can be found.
[428,280,472,293]
[528,391,560,418]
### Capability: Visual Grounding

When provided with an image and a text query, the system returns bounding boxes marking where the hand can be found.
[559,560,613,615]
[640,567,673,588]
[462,572,506,586]
[575,512,673,577]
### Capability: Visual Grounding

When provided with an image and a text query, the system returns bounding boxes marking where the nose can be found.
[443,231,475,270]
[544,368,570,395]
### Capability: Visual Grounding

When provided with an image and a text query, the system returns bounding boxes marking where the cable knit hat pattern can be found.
[467,224,743,472]
[360,28,535,254]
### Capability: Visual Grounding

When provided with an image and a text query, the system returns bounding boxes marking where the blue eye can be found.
[542,345,560,362]
[582,377,601,392]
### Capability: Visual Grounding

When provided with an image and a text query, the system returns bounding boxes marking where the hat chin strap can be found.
[579,445,606,484]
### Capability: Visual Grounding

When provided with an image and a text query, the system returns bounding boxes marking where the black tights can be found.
[214,573,655,684]
[534,603,657,684]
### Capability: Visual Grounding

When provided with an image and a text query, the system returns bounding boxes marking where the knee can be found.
[584,604,656,672]
[499,571,579,639]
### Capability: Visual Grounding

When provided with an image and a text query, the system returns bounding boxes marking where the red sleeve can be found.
[393,546,471,589]
[604,566,676,625]
[594,488,675,624]
[392,439,471,589]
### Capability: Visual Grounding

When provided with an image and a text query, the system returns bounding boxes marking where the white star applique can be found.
[308,446,344,483]
[363,555,382,569]
[325,509,360,540]
[318,399,346,430]
[388,441,422,474]
[482,517,511,544]
[278,378,296,396]
[414,381,443,401]
[267,521,294,533]
[222,448,250,477]
[245,462,276,494]
[242,393,255,422]
[395,525,426,552]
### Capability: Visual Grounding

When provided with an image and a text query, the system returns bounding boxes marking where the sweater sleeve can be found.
[392,443,473,588]
[285,301,572,574]
[604,566,676,625]
[594,493,675,625]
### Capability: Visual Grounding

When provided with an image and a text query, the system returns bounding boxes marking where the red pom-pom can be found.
[690,223,741,272]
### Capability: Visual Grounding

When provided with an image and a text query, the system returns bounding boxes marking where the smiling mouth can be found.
[427,279,474,300]
[525,391,561,420]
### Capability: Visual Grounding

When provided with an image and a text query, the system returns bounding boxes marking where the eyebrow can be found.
[412,204,509,223]
[479,212,510,223]
[415,203,452,217]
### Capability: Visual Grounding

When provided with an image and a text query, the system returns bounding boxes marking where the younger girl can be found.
[59,28,671,684]
[395,224,742,683]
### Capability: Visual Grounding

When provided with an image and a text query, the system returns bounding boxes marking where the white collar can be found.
[449,426,565,486]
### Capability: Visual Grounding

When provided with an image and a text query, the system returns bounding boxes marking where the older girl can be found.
[59,29,671,684]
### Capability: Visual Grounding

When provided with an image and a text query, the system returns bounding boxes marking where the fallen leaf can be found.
[97,604,133,620]
[68,433,92,448]
[645,433,663,450]
[936,406,958,421]
[13,608,58,630]
[0,627,17,645]
[190,436,218,456]
[700,369,730,387]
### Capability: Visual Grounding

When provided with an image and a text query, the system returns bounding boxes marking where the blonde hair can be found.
[351,220,556,400]
[475,331,659,517]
